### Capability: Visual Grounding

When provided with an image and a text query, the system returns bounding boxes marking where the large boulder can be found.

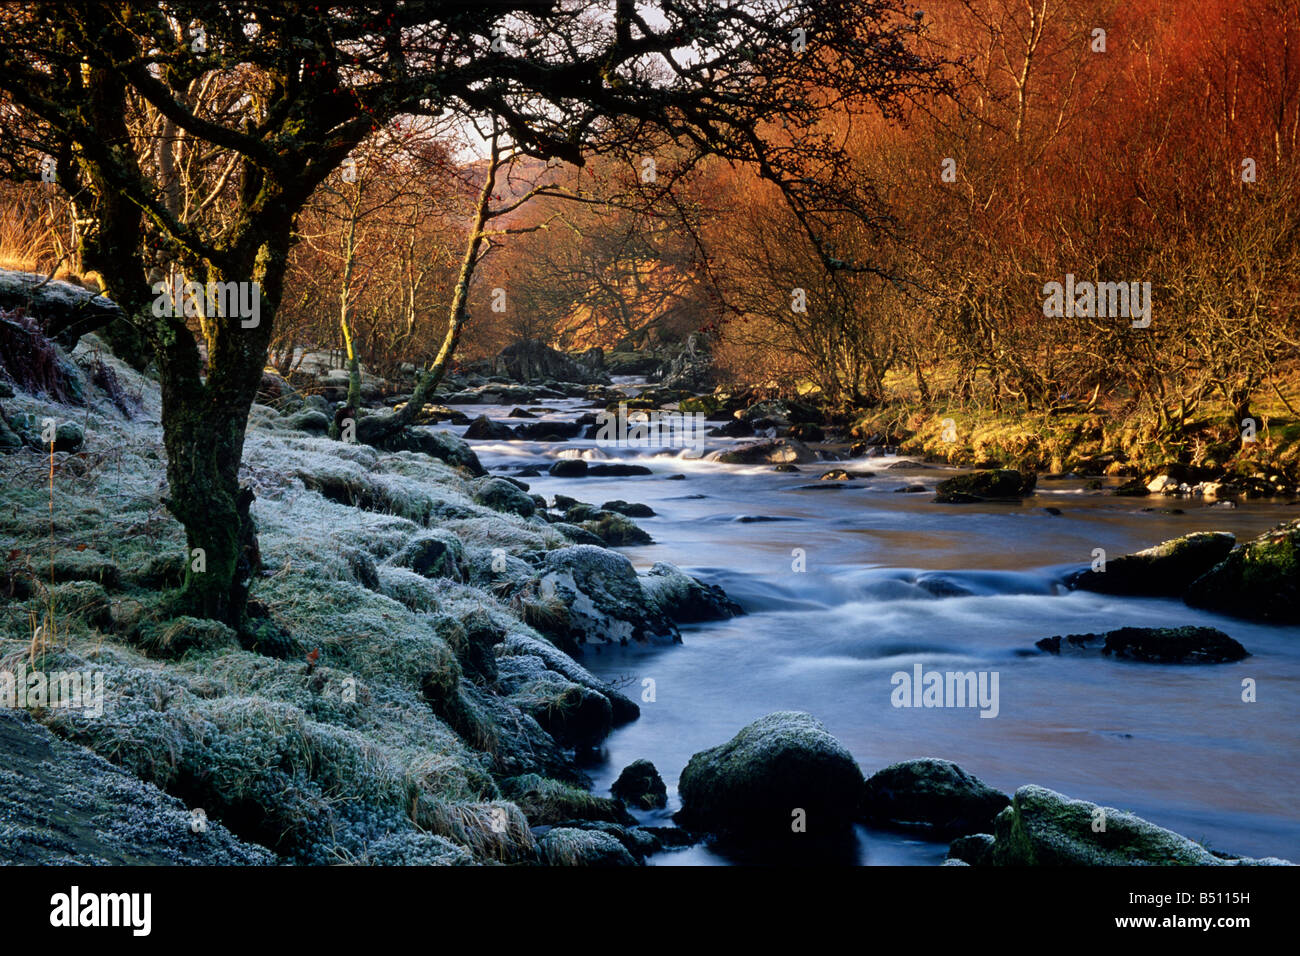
[473,476,537,518]
[933,469,1036,503]
[1035,626,1248,664]
[1185,520,1299,624]
[495,339,610,385]
[580,511,652,546]
[548,459,589,478]
[365,424,485,476]
[1066,531,1236,596]
[990,785,1291,865]
[706,438,818,465]
[498,632,639,724]
[463,415,516,440]
[640,562,743,623]
[496,655,613,750]
[539,546,680,646]
[586,462,653,476]
[861,758,1010,839]
[675,711,863,840]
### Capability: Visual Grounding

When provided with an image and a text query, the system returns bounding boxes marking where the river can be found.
[441,383,1300,865]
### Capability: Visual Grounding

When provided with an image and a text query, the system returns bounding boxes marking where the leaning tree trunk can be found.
[356,155,497,448]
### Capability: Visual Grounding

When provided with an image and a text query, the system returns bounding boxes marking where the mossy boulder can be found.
[0,711,275,865]
[640,562,742,624]
[707,418,755,438]
[600,499,655,518]
[497,655,613,751]
[933,468,1036,503]
[740,399,822,426]
[548,458,588,477]
[861,758,1010,839]
[581,511,652,546]
[538,827,638,866]
[538,545,679,645]
[388,529,466,581]
[463,415,516,440]
[1184,520,1300,623]
[286,409,331,435]
[611,759,668,810]
[948,832,996,866]
[374,426,485,476]
[473,476,536,518]
[675,711,863,840]
[1035,626,1248,664]
[48,549,121,588]
[679,394,722,416]
[990,785,1290,865]
[8,414,85,452]
[0,407,24,451]
[1066,531,1236,596]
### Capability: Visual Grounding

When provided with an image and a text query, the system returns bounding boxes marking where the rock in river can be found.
[861,758,1010,840]
[933,468,1036,503]
[990,785,1291,865]
[1065,531,1235,596]
[1185,519,1300,624]
[539,545,680,646]
[1035,626,1248,664]
[675,711,863,841]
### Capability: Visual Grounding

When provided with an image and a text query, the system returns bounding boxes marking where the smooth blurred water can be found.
[441,392,1300,865]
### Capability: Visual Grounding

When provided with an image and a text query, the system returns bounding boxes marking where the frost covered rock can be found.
[991,785,1292,866]
[387,529,466,582]
[499,632,639,723]
[675,711,863,840]
[538,546,679,646]
[611,759,668,810]
[640,562,742,623]
[496,654,612,750]
[473,476,536,517]
[136,616,241,656]
[287,408,331,435]
[861,758,1009,839]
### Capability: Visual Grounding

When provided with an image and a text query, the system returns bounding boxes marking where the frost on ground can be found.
[0,335,715,865]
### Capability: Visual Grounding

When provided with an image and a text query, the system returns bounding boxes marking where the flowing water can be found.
[441,384,1300,865]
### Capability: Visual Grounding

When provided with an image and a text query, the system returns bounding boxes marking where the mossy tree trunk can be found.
[154,234,287,626]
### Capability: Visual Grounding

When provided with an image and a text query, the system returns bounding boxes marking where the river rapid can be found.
[440,383,1300,866]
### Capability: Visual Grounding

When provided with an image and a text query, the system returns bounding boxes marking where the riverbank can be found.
[2,337,1296,865]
